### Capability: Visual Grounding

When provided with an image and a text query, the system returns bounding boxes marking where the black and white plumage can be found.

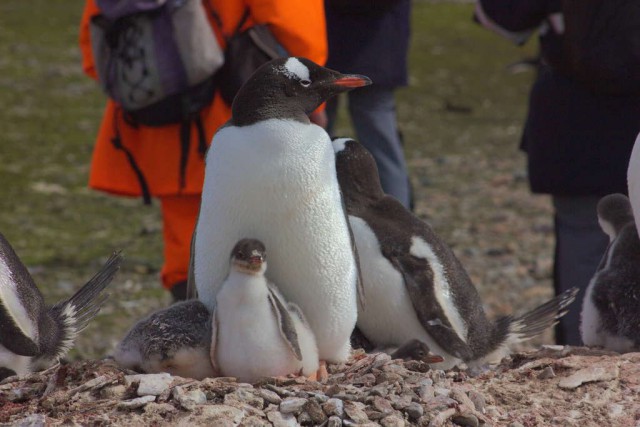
[581,194,640,352]
[0,233,121,379]
[332,138,578,369]
[114,300,216,380]
[210,239,319,383]
[191,57,369,363]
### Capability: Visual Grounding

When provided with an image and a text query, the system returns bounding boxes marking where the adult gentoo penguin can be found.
[210,239,319,382]
[114,300,216,380]
[580,194,640,351]
[191,57,369,363]
[332,138,578,369]
[0,233,121,379]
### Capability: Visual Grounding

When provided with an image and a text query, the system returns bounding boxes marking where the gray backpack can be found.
[89,0,225,203]
[90,0,224,125]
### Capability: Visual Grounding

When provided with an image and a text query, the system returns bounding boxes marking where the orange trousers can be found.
[159,194,201,290]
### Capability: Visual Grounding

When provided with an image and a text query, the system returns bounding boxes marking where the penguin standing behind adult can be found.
[580,194,640,352]
[0,233,121,379]
[191,57,369,364]
[332,138,578,369]
[113,299,216,380]
[211,239,319,382]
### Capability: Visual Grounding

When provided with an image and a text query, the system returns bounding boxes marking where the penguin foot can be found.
[315,360,329,382]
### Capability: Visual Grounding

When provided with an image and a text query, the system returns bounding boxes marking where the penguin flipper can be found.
[209,304,220,374]
[185,230,198,300]
[388,255,474,361]
[267,284,303,361]
[0,303,40,356]
[342,196,365,310]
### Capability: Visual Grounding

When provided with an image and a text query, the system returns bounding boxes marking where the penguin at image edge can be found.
[580,193,640,352]
[0,233,122,379]
[190,57,369,364]
[332,137,578,369]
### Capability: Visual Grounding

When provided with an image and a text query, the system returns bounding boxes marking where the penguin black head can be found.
[390,339,445,364]
[597,194,635,241]
[230,238,267,275]
[231,57,372,126]
[332,138,386,205]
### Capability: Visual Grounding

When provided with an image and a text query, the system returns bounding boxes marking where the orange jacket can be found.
[79,0,327,197]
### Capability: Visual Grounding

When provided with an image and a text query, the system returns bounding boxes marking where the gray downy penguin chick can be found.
[191,57,369,363]
[581,193,640,351]
[332,138,579,369]
[389,339,445,364]
[0,233,121,379]
[114,300,216,380]
[211,238,319,383]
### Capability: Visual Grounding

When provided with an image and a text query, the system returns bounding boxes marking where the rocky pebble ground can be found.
[1,347,639,426]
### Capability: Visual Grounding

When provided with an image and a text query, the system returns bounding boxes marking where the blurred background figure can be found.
[79,0,328,301]
[475,0,640,345]
[324,0,413,209]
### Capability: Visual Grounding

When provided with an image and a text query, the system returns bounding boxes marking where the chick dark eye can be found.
[300,79,311,87]
[236,252,245,260]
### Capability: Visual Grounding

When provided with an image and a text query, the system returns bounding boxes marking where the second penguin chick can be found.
[211,239,319,383]
[114,300,216,380]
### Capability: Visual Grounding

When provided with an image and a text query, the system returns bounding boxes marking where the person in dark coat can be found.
[475,0,640,345]
[324,0,413,208]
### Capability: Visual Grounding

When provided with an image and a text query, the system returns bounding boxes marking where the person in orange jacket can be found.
[79,0,328,300]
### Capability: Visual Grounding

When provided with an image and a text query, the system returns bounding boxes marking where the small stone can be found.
[467,391,485,413]
[257,388,282,405]
[434,387,450,397]
[304,398,328,424]
[380,414,405,427]
[144,402,177,415]
[125,373,173,397]
[267,411,298,427]
[404,402,424,420]
[199,405,245,424]
[327,415,343,427]
[558,365,619,389]
[297,411,312,424]
[373,396,394,414]
[118,395,156,410]
[417,384,435,401]
[451,414,479,427]
[279,397,308,414]
[508,423,525,427]
[369,385,389,397]
[242,416,271,427]
[173,386,207,410]
[325,384,342,396]
[224,388,264,409]
[388,394,412,410]
[10,414,48,426]
[323,398,345,417]
[101,384,128,400]
[376,372,403,385]
[537,366,556,380]
[344,401,369,423]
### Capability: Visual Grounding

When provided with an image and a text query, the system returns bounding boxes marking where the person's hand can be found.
[309,110,328,129]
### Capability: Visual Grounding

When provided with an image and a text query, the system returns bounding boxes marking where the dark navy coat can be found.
[478,0,640,196]
[324,0,411,88]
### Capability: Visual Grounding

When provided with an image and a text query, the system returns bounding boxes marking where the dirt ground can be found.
[1,347,639,426]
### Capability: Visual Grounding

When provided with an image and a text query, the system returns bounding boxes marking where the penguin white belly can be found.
[215,279,302,382]
[628,133,640,231]
[349,217,462,369]
[0,344,31,377]
[580,277,605,347]
[195,119,358,362]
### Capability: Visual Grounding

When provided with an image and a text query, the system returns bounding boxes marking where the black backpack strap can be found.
[110,107,152,205]
[195,115,208,157]
[179,120,192,190]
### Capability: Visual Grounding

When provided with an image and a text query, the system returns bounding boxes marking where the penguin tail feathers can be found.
[50,252,123,356]
[506,287,579,343]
